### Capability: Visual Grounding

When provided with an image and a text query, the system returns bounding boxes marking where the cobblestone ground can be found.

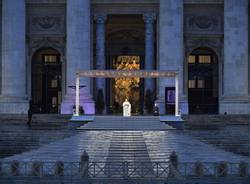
[1,116,250,184]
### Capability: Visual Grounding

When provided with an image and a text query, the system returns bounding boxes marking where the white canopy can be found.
[74,70,179,117]
[77,70,177,78]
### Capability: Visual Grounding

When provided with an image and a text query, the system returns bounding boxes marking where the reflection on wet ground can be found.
[3,129,249,163]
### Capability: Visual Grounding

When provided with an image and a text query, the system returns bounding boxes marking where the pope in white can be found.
[123,99,131,117]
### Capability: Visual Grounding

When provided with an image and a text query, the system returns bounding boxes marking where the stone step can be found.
[0,124,76,159]
[3,130,250,165]
[79,116,174,130]
[105,131,152,163]
[183,115,250,129]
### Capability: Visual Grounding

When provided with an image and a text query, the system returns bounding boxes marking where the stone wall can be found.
[0,0,249,114]
[0,4,2,95]
[184,3,223,95]
[26,4,66,36]
[26,3,66,99]
[222,0,249,114]
[183,3,223,114]
[249,5,250,96]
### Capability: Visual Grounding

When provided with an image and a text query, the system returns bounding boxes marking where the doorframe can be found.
[187,48,219,114]
[31,48,62,114]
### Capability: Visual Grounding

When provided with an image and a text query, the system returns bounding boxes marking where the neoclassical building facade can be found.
[0,0,249,114]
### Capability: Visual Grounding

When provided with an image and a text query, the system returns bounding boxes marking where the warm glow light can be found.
[113,56,140,106]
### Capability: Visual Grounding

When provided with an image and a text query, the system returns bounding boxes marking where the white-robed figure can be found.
[123,99,131,117]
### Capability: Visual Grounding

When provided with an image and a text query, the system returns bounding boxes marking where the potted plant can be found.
[95,89,105,114]
[145,89,154,114]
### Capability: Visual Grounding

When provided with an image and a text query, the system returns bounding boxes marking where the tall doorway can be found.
[109,56,143,114]
[31,48,62,113]
[105,15,145,114]
[188,48,219,114]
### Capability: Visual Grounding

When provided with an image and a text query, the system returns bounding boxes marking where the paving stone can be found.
[2,117,250,167]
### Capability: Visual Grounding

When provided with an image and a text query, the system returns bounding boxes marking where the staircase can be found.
[106,131,151,162]
[78,116,174,130]
[183,115,250,156]
[0,114,74,159]
[183,115,250,129]
[103,131,155,178]
[187,126,250,157]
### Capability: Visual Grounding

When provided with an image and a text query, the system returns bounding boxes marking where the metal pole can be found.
[175,74,179,116]
[75,74,80,116]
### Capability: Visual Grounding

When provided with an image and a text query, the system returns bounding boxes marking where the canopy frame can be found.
[74,70,179,116]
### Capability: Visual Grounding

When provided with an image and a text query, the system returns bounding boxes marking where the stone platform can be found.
[77,116,175,130]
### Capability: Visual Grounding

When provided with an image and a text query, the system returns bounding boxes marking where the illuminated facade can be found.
[0,0,249,115]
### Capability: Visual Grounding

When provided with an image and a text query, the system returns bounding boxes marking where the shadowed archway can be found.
[31,48,62,113]
[187,47,219,114]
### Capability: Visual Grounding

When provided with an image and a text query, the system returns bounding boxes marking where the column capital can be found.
[143,13,156,24]
[94,14,107,24]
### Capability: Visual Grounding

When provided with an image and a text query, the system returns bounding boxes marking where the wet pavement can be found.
[2,116,250,164]
[3,130,249,163]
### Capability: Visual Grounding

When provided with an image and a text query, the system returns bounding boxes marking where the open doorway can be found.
[187,47,219,114]
[31,48,62,113]
[109,56,142,114]
[105,15,146,115]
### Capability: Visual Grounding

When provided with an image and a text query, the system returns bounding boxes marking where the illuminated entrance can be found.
[105,15,147,114]
[110,56,142,114]
[74,70,180,117]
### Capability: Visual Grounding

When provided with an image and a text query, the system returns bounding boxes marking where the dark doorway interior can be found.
[32,48,62,113]
[165,87,176,115]
[188,48,219,114]
[105,15,146,115]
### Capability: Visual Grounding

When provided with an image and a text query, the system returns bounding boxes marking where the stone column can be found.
[61,0,94,114]
[222,0,249,114]
[143,13,155,91]
[0,0,28,113]
[157,0,187,114]
[143,13,155,113]
[94,14,106,100]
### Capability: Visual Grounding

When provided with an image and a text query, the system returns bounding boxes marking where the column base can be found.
[179,101,189,114]
[155,98,165,115]
[219,100,250,114]
[61,94,95,115]
[0,97,28,114]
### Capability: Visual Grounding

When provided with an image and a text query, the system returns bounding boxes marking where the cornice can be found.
[25,0,224,5]
[184,0,223,4]
[26,0,66,4]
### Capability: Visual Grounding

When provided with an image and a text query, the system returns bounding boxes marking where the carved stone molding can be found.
[143,13,156,24]
[94,14,107,24]
[26,0,66,4]
[106,29,145,43]
[29,15,65,34]
[184,37,223,58]
[28,37,65,56]
[185,15,222,33]
[184,0,223,4]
